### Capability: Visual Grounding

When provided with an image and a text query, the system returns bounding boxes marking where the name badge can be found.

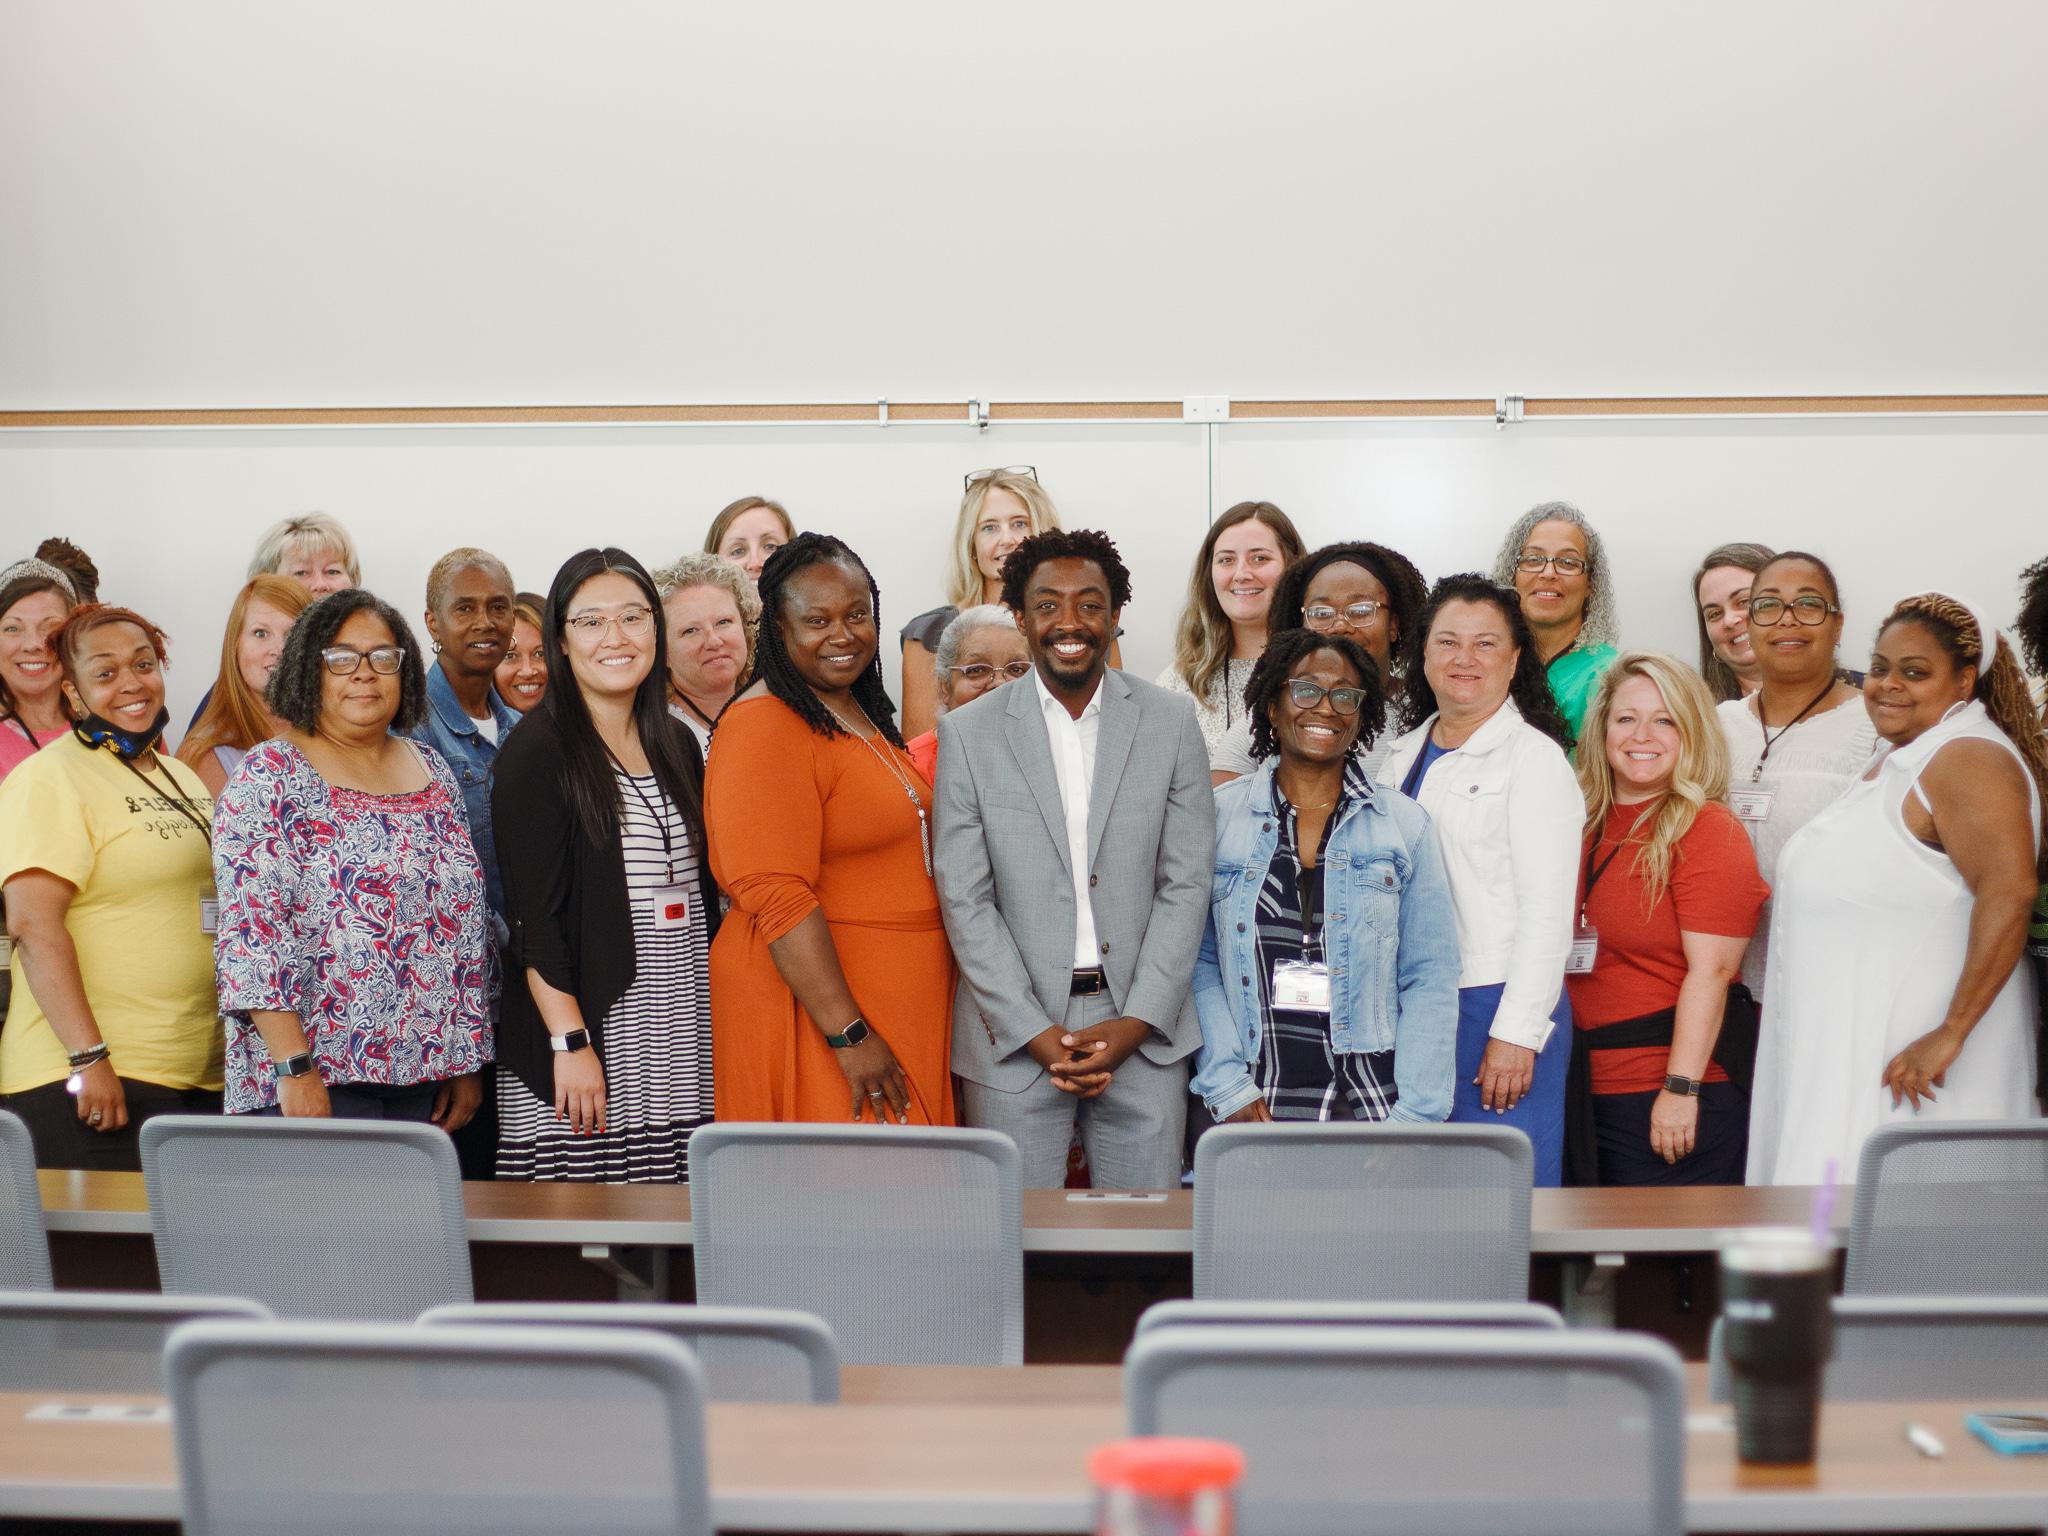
[650,884,691,932]
[1271,959,1332,1014]
[1728,787,1776,823]
[0,934,11,967]
[200,897,220,935]
[1565,920,1600,975]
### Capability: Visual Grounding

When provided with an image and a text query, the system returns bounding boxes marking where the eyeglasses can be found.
[1287,679,1367,715]
[320,645,406,676]
[1515,552,1589,577]
[1303,601,1384,628]
[949,661,1034,683]
[1748,594,1840,627]
[565,606,655,639]
[965,465,1038,490]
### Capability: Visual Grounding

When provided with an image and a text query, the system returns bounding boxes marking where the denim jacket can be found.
[1191,757,1462,1123]
[406,661,521,927]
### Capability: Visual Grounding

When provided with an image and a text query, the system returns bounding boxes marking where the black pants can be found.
[248,1081,440,1121]
[1591,1079,1750,1186]
[4,1077,224,1171]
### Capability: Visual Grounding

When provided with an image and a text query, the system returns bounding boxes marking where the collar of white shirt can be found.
[1033,666,1104,726]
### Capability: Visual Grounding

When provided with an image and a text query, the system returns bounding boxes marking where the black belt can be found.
[1069,969,1109,997]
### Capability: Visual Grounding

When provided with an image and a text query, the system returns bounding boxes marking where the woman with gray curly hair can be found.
[654,552,761,754]
[904,603,1031,782]
[1492,500,1620,743]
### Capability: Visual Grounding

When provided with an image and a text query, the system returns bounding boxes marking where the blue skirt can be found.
[1448,983,1571,1187]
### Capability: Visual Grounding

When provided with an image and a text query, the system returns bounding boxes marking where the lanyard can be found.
[1281,784,1339,954]
[1752,680,1837,782]
[117,754,212,847]
[606,752,675,883]
[1580,806,1654,922]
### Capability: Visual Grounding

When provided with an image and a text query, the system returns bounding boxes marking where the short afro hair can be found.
[2018,553,2048,681]
[267,588,429,734]
[1245,628,1386,763]
[999,528,1132,614]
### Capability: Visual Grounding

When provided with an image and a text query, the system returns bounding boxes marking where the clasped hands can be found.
[1026,1016,1152,1097]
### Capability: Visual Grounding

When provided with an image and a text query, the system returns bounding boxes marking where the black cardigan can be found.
[490,705,723,1106]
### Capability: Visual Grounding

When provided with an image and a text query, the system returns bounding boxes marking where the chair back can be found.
[421,1301,839,1401]
[1193,1123,1532,1301]
[168,1320,710,1536]
[1126,1324,1685,1536]
[1137,1299,1562,1335]
[140,1116,472,1320]
[1709,1296,2048,1402]
[1845,1121,2048,1295]
[0,1109,51,1289]
[687,1123,1022,1364]
[0,1290,270,1392]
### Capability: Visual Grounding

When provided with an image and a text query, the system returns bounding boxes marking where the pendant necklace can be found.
[828,703,932,877]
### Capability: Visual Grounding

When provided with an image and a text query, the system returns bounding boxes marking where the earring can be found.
[431,640,443,655]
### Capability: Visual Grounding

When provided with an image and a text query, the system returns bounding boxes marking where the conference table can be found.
[2,1364,2042,1532]
[37,1172,1846,1325]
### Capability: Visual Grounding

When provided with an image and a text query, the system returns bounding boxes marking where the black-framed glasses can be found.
[1303,600,1384,628]
[1748,594,1840,627]
[1515,552,1588,577]
[564,606,655,639]
[320,645,406,676]
[965,465,1038,490]
[949,661,1034,683]
[1287,678,1367,715]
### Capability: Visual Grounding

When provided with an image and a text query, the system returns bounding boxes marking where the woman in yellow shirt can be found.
[0,604,224,1169]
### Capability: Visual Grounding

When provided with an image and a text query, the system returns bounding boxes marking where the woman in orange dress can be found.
[706,533,956,1125]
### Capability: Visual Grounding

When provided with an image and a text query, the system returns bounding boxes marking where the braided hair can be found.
[1397,573,1575,751]
[1879,592,2048,873]
[1244,629,1385,763]
[751,532,904,747]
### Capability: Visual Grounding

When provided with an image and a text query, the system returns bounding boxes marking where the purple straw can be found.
[1810,1157,1840,1246]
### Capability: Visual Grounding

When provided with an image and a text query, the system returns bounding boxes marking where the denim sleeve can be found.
[1189,885,1262,1121]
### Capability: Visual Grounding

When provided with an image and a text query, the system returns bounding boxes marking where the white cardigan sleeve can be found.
[1488,732,1584,1050]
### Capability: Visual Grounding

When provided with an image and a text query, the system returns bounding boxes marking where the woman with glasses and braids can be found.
[211,589,493,1125]
[1715,553,1875,998]
[707,533,956,1125]
[1191,628,1459,1131]
[1750,592,2048,1184]
[1492,501,1620,744]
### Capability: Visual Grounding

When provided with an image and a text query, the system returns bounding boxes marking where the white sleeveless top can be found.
[1748,701,2043,1186]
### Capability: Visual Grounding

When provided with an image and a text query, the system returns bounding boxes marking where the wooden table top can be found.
[2,1365,2040,1531]
[36,1170,1847,1256]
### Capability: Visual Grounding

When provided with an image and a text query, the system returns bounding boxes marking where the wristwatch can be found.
[825,1018,871,1049]
[1662,1073,1703,1097]
[273,1051,318,1079]
[549,1028,594,1054]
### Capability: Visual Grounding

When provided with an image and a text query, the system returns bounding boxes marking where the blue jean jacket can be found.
[1191,758,1462,1122]
[406,661,521,930]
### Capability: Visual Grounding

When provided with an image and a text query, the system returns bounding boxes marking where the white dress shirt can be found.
[1034,669,1103,968]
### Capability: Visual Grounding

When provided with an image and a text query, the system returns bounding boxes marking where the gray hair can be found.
[933,603,1019,683]
[424,547,516,613]
[247,512,361,584]
[1490,499,1619,651]
[652,551,764,673]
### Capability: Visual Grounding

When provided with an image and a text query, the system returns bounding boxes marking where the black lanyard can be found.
[1752,681,1837,782]
[607,750,675,883]
[1281,785,1339,955]
[1580,806,1654,923]
[117,754,212,847]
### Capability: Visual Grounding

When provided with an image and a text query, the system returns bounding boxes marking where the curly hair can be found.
[1245,629,1386,764]
[267,588,428,734]
[1266,539,1429,675]
[1398,573,1575,751]
[54,603,169,677]
[1492,500,1619,651]
[2017,554,2048,684]
[752,533,904,745]
[998,528,1132,614]
[653,550,763,678]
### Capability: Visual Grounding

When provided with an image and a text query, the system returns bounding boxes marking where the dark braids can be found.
[751,532,905,747]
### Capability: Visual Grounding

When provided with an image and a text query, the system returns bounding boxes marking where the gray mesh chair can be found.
[687,1123,1022,1364]
[1136,1299,1563,1335]
[1193,1123,1533,1302]
[420,1301,839,1402]
[1845,1121,2048,1295]
[1708,1296,2048,1402]
[0,1109,52,1289]
[140,1116,472,1320]
[0,1290,271,1392]
[168,1320,710,1536]
[1126,1324,1685,1536]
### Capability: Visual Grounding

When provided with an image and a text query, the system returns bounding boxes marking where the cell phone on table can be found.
[1965,1412,2048,1454]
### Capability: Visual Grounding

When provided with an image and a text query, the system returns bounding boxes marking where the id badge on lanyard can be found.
[650,885,691,932]
[1272,959,1332,1013]
[200,895,220,935]
[1565,919,1600,975]
[1728,786,1775,823]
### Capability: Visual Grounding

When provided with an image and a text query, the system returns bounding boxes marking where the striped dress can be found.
[497,768,713,1181]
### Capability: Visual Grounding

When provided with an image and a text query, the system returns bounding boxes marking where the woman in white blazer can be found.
[1377,574,1583,1184]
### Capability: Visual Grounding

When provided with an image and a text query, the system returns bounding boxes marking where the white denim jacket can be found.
[1375,699,1581,1050]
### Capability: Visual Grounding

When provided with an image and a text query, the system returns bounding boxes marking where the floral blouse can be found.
[212,738,495,1113]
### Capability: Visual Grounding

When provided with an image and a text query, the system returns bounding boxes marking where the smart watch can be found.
[549,1028,594,1054]
[825,1018,871,1049]
[273,1051,318,1079]
[1662,1073,1703,1097]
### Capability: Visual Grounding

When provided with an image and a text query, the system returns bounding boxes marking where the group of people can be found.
[1,483,2044,1199]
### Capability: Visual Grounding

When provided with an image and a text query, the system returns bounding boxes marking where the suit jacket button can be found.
[1089,875,1098,887]
[1100,942,1110,955]
[1236,922,1246,933]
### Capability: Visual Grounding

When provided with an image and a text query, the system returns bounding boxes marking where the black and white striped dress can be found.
[496,769,713,1181]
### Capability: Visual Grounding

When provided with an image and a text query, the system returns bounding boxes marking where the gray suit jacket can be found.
[933,668,1216,1090]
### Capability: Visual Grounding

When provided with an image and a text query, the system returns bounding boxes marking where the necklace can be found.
[1751,679,1838,782]
[826,703,933,877]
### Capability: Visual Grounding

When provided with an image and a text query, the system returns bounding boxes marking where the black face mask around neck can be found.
[71,705,171,761]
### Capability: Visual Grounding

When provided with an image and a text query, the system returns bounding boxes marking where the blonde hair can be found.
[177,575,313,770]
[652,552,764,675]
[1167,501,1307,705]
[247,513,360,585]
[945,472,1061,609]
[702,496,794,559]
[1575,652,1728,909]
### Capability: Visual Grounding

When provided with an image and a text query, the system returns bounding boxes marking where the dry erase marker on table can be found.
[1066,1192,1169,1202]
[1903,1423,1946,1459]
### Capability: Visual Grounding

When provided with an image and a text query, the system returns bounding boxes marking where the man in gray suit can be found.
[934,528,1215,1188]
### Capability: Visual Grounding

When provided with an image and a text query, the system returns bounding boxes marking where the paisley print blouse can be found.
[212,738,495,1113]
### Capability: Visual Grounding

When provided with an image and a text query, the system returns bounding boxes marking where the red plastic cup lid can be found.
[1089,1437,1245,1496]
